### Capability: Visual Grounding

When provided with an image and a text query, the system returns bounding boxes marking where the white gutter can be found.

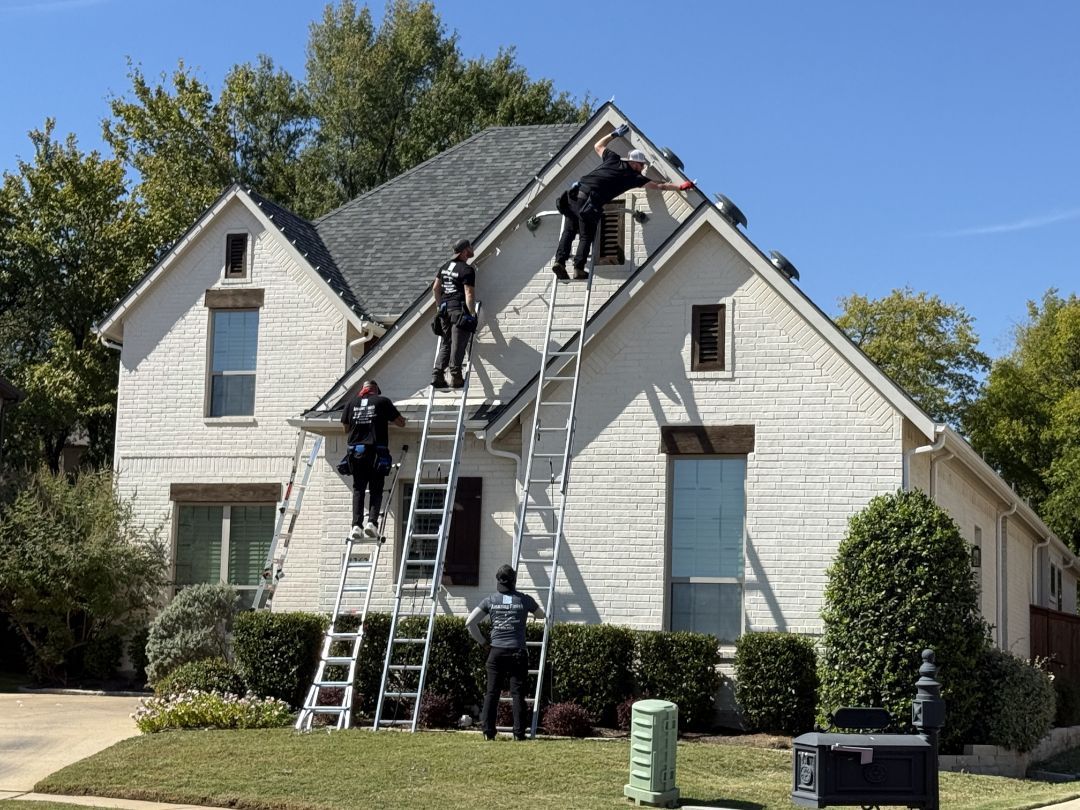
[902,425,946,492]
[1033,536,1051,607]
[98,335,123,352]
[996,501,1018,649]
[347,320,380,365]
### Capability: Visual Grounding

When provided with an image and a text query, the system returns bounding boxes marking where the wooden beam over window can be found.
[170,482,280,503]
[204,288,265,309]
[660,425,755,455]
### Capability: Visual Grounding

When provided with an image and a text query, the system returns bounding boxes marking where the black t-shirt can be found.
[340,393,402,447]
[479,590,540,649]
[435,259,475,306]
[578,148,652,205]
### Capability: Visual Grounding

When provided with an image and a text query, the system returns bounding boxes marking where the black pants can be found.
[482,646,529,738]
[349,447,386,526]
[435,305,470,374]
[555,191,602,269]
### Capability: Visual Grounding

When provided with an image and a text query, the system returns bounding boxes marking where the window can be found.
[1051,563,1063,611]
[691,304,726,371]
[225,233,249,279]
[400,477,482,586]
[971,526,982,609]
[596,201,626,265]
[208,309,259,416]
[174,503,275,608]
[669,457,746,642]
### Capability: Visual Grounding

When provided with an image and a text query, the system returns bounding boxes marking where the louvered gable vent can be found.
[692,304,725,371]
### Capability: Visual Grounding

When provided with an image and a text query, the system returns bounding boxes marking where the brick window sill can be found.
[204,416,258,427]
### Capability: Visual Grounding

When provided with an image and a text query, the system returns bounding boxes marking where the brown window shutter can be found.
[691,304,725,371]
[596,202,626,265]
[226,233,248,277]
[443,477,482,586]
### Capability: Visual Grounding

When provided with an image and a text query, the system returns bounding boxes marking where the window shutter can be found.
[596,203,626,265]
[443,477,482,586]
[691,304,725,371]
[225,233,248,277]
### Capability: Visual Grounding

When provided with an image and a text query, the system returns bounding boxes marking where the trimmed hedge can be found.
[635,630,721,729]
[549,623,635,724]
[233,611,325,708]
[734,631,818,735]
[145,584,237,684]
[154,657,246,697]
[970,648,1055,752]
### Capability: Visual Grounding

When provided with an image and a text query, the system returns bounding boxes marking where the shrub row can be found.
[734,631,818,736]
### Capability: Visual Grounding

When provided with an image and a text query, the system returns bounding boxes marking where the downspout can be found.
[99,336,123,352]
[930,451,954,501]
[347,320,377,365]
[902,424,946,492]
[996,501,1018,649]
[1032,536,1051,607]
[483,429,522,504]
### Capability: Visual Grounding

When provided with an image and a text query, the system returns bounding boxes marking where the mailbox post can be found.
[912,650,945,810]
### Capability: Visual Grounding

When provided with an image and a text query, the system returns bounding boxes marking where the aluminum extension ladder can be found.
[252,429,324,612]
[295,445,409,730]
[373,303,482,731]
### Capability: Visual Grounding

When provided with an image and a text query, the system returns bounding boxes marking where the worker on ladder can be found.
[431,238,478,390]
[341,380,406,540]
[551,124,695,281]
[466,564,545,741]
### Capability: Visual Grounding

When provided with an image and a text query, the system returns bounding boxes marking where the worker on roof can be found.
[431,238,478,389]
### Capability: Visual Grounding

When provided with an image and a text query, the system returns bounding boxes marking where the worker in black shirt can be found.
[553,125,694,280]
[466,564,545,740]
[431,238,477,389]
[340,380,406,540]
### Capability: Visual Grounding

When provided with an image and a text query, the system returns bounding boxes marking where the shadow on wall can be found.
[744,534,787,633]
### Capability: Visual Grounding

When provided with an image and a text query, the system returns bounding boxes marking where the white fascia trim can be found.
[307,106,705,412]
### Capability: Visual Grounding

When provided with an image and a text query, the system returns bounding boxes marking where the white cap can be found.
[625,149,648,165]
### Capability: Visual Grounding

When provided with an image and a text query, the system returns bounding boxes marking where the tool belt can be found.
[557,183,600,219]
[336,444,392,475]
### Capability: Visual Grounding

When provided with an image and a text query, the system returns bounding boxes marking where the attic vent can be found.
[597,201,627,265]
[225,233,249,278]
[659,147,684,171]
[769,250,800,281]
[691,304,725,372]
[714,194,748,229]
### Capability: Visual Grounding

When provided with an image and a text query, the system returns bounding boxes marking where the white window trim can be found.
[204,308,259,419]
[222,231,252,283]
[687,297,735,380]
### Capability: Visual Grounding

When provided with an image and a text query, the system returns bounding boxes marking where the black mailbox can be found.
[791,732,933,808]
[791,650,945,810]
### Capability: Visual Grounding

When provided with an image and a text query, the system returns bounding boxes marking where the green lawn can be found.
[2,802,131,810]
[33,728,1080,810]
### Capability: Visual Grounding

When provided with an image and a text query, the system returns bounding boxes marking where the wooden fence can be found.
[1031,604,1080,683]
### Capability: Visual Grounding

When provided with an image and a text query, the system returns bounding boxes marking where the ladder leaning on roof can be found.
[373,303,482,732]
[252,429,324,612]
[295,444,409,730]
[511,205,643,737]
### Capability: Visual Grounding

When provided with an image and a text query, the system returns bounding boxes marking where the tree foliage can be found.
[965,290,1080,550]
[836,287,989,428]
[818,489,990,751]
[0,468,166,682]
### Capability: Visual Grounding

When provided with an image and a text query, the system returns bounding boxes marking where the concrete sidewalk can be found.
[0,791,225,809]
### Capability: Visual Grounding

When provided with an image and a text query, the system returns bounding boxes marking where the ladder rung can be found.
[415,482,448,490]
[547,351,578,356]
[303,705,349,714]
[499,696,536,703]
[533,453,564,458]
[419,458,453,464]
[323,656,355,665]
[528,477,562,483]
[518,557,553,564]
[347,562,372,569]
[341,585,368,593]
[539,401,572,406]
[393,638,427,645]
[522,532,558,538]
[314,680,352,687]
[389,664,424,671]
[544,376,575,382]
[382,691,419,699]
[410,532,441,540]
[329,632,362,640]
[526,641,543,647]
[536,426,568,433]
[426,434,458,441]
[378,718,415,726]
[406,558,438,566]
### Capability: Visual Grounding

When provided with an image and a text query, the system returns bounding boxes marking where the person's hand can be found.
[678,180,695,191]
[612,124,630,138]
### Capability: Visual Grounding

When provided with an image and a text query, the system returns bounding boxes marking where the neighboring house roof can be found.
[312,123,580,319]
[0,375,23,404]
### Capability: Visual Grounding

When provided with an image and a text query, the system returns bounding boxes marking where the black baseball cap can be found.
[452,238,472,254]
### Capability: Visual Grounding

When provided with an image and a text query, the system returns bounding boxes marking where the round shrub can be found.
[418,693,456,729]
[154,657,246,697]
[541,702,592,737]
[232,611,325,707]
[549,624,635,724]
[634,630,721,730]
[970,648,1055,752]
[145,584,238,685]
[734,631,818,735]
[818,490,990,750]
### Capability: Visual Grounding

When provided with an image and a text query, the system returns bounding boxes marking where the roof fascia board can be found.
[307,105,699,411]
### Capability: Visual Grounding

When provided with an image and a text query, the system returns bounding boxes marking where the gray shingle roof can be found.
[313,123,580,318]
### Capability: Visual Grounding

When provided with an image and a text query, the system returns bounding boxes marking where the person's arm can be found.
[466,605,487,645]
[388,402,406,428]
[593,130,621,157]
[532,605,546,621]
[644,179,695,192]
[432,275,443,305]
[393,415,406,427]
[339,403,350,429]
[464,283,475,314]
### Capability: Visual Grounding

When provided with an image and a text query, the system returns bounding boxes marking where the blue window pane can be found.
[174,506,223,587]
[210,374,255,417]
[671,458,745,578]
[212,310,259,372]
[228,505,275,587]
[671,583,742,642]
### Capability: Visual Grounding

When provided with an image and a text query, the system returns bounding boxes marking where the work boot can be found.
[551,261,569,280]
[363,520,379,538]
[431,369,449,389]
[573,263,589,281]
[450,370,465,389]
[348,525,363,541]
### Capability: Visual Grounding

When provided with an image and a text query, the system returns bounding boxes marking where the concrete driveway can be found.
[0,692,142,793]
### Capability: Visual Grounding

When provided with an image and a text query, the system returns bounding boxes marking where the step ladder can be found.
[373,303,482,732]
[295,445,409,731]
[511,211,601,738]
[253,429,324,612]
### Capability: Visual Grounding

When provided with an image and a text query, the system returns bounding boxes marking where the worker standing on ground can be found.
[466,564,545,740]
[552,124,694,280]
[340,380,406,540]
[431,238,477,389]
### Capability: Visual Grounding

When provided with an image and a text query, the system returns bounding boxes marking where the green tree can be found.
[0,468,166,682]
[0,121,145,471]
[965,290,1080,550]
[836,287,989,428]
[818,489,990,751]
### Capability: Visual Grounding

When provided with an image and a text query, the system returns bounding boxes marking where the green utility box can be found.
[623,699,679,808]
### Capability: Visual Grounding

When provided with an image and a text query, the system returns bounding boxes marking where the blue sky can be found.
[2,0,1078,358]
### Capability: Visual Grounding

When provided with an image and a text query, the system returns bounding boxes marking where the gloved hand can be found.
[431,316,442,336]
[612,124,630,138]
[459,314,478,333]
[438,300,448,313]
[678,180,695,191]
